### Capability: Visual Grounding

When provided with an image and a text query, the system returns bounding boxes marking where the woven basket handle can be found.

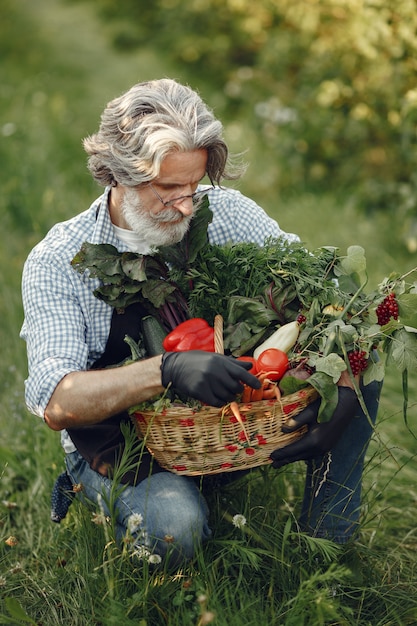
[214,315,224,355]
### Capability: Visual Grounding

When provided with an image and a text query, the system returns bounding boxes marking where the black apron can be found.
[67,302,165,485]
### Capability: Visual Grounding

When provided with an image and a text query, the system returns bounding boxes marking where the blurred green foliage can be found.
[0,0,97,237]
[74,0,417,228]
[1,3,417,623]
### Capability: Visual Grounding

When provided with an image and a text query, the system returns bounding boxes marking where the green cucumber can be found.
[141,315,167,356]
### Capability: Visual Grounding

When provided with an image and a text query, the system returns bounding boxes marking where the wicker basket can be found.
[132,387,318,476]
[131,315,318,475]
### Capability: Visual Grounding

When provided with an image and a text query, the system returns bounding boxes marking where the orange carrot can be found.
[229,401,250,442]
[261,386,277,399]
[241,384,252,403]
[250,384,264,402]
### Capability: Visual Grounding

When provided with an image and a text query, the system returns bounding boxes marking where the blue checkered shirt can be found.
[21,186,299,431]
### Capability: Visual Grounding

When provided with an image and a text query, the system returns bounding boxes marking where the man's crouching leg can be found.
[66,451,211,569]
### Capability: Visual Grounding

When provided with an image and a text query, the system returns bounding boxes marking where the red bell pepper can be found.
[162,318,215,352]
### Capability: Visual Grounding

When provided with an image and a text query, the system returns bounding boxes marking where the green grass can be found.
[1,0,417,624]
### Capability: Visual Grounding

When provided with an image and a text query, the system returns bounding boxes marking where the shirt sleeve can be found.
[20,250,90,418]
[206,187,300,246]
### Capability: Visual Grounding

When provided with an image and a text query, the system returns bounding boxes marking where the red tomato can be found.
[256,349,289,381]
[237,356,258,374]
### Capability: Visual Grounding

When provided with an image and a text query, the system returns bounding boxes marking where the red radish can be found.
[279,359,311,391]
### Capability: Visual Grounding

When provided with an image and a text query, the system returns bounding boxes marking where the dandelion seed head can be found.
[148,553,162,565]
[127,512,144,534]
[232,514,247,529]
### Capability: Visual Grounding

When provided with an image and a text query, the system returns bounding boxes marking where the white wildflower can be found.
[0,576,6,587]
[9,562,22,574]
[131,545,151,560]
[232,514,247,529]
[148,553,162,565]
[127,512,144,534]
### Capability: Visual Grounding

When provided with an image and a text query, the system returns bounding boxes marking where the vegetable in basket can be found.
[256,348,289,381]
[72,201,417,428]
[162,318,215,352]
[161,350,260,407]
[253,320,300,359]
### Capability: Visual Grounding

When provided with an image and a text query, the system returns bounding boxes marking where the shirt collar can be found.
[89,186,131,252]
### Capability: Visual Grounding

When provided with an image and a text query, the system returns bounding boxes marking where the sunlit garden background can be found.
[1,0,417,624]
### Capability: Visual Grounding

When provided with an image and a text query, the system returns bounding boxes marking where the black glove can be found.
[270,387,359,468]
[161,350,261,407]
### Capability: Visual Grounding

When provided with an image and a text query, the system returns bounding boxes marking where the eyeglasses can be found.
[147,182,213,208]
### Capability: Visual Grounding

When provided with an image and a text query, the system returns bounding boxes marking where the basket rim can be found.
[131,385,318,420]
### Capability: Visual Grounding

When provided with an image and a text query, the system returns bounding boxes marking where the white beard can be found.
[120,188,193,247]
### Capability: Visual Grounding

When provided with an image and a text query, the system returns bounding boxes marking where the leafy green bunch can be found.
[71,200,417,419]
[170,227,417,420]
[71,198,212,330]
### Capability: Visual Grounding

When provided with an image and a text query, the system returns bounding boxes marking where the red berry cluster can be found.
[348,350,368,376]
[376,293,399,326]
[296,314,307,324]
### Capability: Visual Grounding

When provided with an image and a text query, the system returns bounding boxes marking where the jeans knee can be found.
[155,513,207,562]
[124,473,211,564]
[154,499,210,557]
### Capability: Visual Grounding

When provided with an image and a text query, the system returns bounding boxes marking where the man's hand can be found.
[270,387,359,468]
[161,350,261,407]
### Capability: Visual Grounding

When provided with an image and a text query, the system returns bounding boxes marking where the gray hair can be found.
[83,78,243,187]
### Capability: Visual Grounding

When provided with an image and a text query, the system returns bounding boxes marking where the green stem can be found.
[335,275,368,321]
[124,334,143,361]
[323,328,338,357]
[323,276,369,357]
[400,266,417,281]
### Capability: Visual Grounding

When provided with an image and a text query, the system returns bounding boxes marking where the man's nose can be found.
[172,195,194,216]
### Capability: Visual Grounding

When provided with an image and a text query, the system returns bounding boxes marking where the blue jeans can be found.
[298,379,383,543]
[65,451,211,567]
